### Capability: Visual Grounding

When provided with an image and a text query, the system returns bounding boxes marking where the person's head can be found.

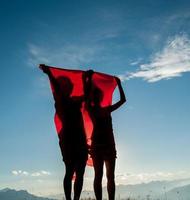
[57,76,73,98]
[91,86,103,106]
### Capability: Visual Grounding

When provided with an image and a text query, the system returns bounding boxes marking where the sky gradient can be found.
[0,0,190,196]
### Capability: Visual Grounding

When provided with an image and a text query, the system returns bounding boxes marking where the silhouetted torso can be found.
[49,74,87,162]
[56,98,87,152]
[89,106,115,148]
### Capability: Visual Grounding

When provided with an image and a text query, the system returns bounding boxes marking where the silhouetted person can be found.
[39,64,89,200]
[86,72,126,200]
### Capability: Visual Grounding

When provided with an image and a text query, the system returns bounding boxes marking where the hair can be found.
[91,86,103,106]
[57,76,73,97]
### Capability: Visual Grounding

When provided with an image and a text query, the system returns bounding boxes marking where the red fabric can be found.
[47,66,117,166]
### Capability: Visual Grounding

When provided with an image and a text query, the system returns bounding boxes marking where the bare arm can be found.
[39,64,61,101]
[109,77,126,112]
[84,70,93,99]
[83,70,94,108]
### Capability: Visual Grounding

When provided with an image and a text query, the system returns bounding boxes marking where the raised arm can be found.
[39,64,60,100]
[83,70,93,99]
[83,70,94,108]
[109,77,126,112]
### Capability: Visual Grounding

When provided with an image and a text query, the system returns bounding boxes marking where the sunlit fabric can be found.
[47,66,117,166]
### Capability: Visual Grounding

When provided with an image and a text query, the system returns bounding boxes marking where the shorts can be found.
[59,141,88,163]
[90,145,117,160]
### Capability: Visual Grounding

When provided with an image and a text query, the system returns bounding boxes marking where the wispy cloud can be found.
[11,170,51,177]
[166,11,190,25]
[27,43,103,68]
[83,171,190,190]
[115,171,190,185]
[130,58,143,66]
[120,34,190,82]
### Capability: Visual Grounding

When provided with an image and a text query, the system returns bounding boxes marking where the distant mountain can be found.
[48,178,190,199]
[0,188,11,192]
[0,188,56,200]
[112,178,190,199]
[2,179,190,200]
[166,184,190,200]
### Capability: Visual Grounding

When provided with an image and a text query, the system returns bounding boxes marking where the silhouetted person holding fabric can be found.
[39,64,89,200]
[86,71,126,200]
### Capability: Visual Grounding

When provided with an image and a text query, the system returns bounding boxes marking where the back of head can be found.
[91,86,103,106]
[57,76,73,97]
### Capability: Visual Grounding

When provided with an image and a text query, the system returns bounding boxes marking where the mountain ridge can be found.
[0,188,56,200]
[47,178,190,199]
[1,178,190,200]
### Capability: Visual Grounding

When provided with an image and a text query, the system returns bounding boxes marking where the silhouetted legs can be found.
[93,156,104,200]
[63,157,87,200]
[73,159,87,200]
[105,159,116,200]
[93,156,116,200]
[64,162,75,200]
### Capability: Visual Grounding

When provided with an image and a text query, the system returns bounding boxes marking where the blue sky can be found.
[0,0,190,196]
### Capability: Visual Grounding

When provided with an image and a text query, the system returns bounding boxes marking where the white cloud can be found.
[31,172,41,177]
[27,43,102,68]
[31,171,51,177]
[130,58,143,66]
[121,34,190,82]
[11,170,28,176]
[41,170,51,175]
[83,171,190,190]
[115,171,190,185]
[22,171,29,176]
[11,170,19,175]
[11,170,51,177]
[31,170,51,177]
